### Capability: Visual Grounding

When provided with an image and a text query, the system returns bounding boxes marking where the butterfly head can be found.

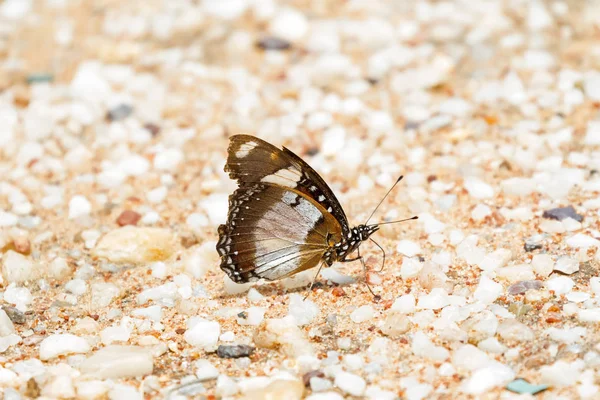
[356,224,380,241]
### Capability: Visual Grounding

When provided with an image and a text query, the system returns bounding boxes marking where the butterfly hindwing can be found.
[225,134,350,235]
[217,183,342,282]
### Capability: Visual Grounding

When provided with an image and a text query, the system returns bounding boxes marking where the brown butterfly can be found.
[216,134,416,292]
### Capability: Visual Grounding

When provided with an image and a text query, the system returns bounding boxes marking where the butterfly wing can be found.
[225,134,351,235]
[217,183,342,282]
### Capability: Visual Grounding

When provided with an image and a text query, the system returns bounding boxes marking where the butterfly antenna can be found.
[373,215,419,226]
[365,175,405,225]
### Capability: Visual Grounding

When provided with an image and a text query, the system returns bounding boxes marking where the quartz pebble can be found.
[334,371,366,397]
[39,334,90,360]
[184,318,220,351]
[253,317,314,357]
[79,345,153,378]
[92,226,177,263]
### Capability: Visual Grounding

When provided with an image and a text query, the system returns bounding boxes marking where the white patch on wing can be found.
[261,167,302,187]
[235,140,258,158]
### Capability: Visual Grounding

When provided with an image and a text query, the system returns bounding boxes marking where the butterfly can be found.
[216,134,416,292]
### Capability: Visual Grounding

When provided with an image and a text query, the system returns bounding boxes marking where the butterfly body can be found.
[217,134,380,284]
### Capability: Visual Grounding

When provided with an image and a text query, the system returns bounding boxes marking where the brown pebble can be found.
[144,123,161,137]
[175,328,186,334]
[331,287,346,297]
[13,237,31,254]
[116,210,141,226]
[302,370,325,387]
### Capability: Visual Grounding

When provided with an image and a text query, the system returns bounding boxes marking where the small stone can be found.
[217,344,255,359]
[452,344,492,371]
[237,307,265,326]
[256,36,291,50]
[334,371,366,397]
[79,345,153,379]
[545,276,575,295]
[543,205,583,222]
[412,331,449,361]
[464,177,494,199]
[474,276,502,304]
[507,280,543,295]
[154,148,183,172]
[496,265,535,282]
[184,318,220,351]
[195,359,219,381]
[106,104,133,121]
[2,306,25,324]
[350,305,375,323]
[68,195,92,219]
[391,294,416,314]
[497,319,534,342]
[578,308,600,322]
[417,288,450,310]
[0,310,15,336]
[2,250,38,283]
[116,210,141,226]
[65,279,87,296]
[532,254,553,277]
[310,377,331,392]
[243,378,304,400]
[253,316,314,357]
[461,363,515,394]
[396,240,421,257]
[268,8,309,42]
[287,294,319,326]
[553,256,580,274]
[539,360,583,386]
[381,311,412,336]
[12,237,30,254]
[91,283,121,309]
[566,234,600,248]
[100,324,131,345]
[147,186,168,204]
[4,284,33,310]
[93,226,177,264]
[39,334,90,360]
[471,204,492,221]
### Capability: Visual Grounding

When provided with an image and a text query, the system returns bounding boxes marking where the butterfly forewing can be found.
[225,135,350,235]
[217,183,342,282]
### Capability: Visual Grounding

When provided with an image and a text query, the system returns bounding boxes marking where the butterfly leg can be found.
[304,261,326,300]
[356,247,377,297]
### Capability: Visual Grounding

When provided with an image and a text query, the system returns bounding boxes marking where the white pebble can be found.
[411,331,449,361]
[4,284,32,311]
[268,8,308,42]
[79,345,153,379]
[566,233,600,248]
[464,177,494,199]
[39,334,90,360]
[461,362,515,394]
[540,360,583,386]
[237,306,265,326]
[65,279,87,296]
[147,186,168,204]
[471,204,491,221]
[391,294,416,314]
[396,240,421,257]
[417,288,449,310]
[184,318,220,350]
[195,359,219,381]
[287,294,319,326]
[474,276,502,304]
[334,371,366,396]
[68,195,92,219]
[532,254,554,277]
[554,256,580,274]
[545,276,575,295]
[350,305,375,323]
[154,148,183,172]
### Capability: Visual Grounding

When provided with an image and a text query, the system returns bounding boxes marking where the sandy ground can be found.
[1,0,600,399]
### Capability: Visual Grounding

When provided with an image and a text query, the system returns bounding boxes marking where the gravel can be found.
[0,0,599,398]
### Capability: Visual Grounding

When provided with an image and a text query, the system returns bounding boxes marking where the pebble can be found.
[553,256,580,274]
[3,284,33,311]
[463,177,494,199]
[545,276,575,295]
[507,280,543,295]
[497,319,534,341]
[396,240,421,257]
[1,250,38,283]
[154,148,183,172]
[474,276,502,304]
[253,316,314,357]
[542,205,583,222]
[381,311,412,336]
[412,331,449,361]
[39,334,90,360]
[106,104,133,121]
[532,254,554,277]
[91,282,121,309]
[217,344,255,359]
[242,378,304,400]
[256,36,292,51]
[350,305,375,323]
[540,360,583,386]
[116,210,141,226]
[79,345,153,379]
[2,306,25,324]
[391,294,416,314]
[0,310,15,336]
[268,8,308,42]
[68,195,92,219]
[566,234,600,248]
[196,359,219,381]
[334,371,366,397]
[237,306,265,326]
[461,363,515,394]
[287,294,319,326]
[92,226,177,264]
[305,393,344,400]
[184,318,220,351]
